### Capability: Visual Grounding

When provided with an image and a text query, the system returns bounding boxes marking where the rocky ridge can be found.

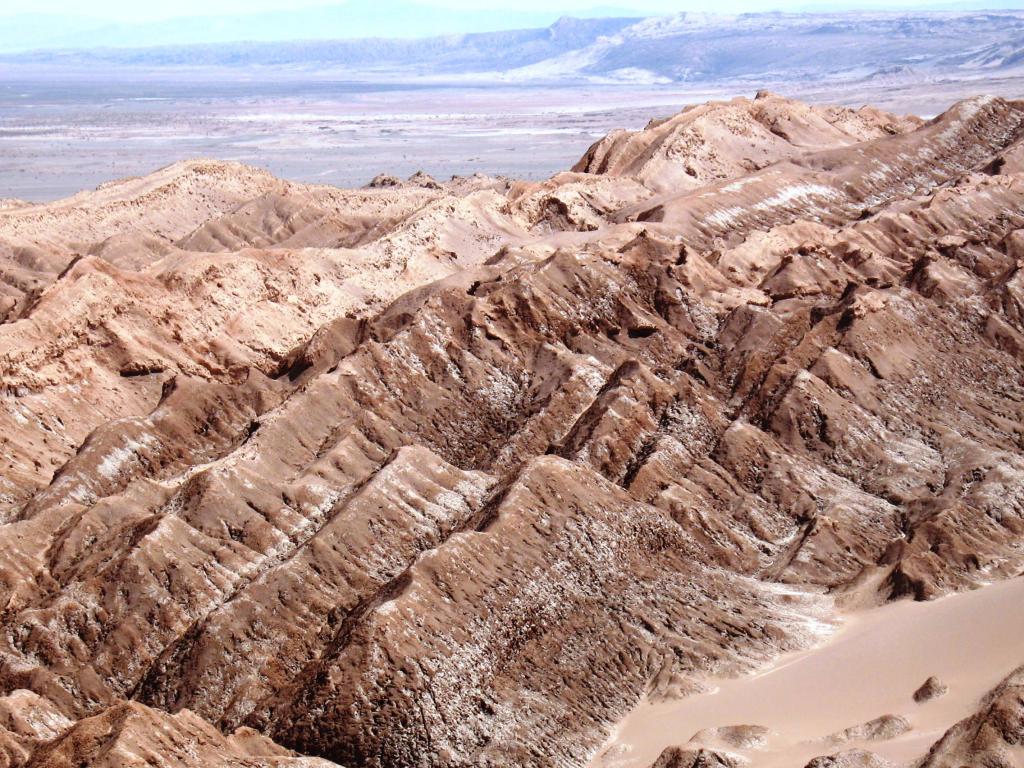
[0,92,1023,767]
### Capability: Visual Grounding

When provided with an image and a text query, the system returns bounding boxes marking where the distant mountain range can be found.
[6,10,1024,87]
[0,3,641,53]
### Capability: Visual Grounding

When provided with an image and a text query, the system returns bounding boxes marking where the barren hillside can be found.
[0,92,1023,768]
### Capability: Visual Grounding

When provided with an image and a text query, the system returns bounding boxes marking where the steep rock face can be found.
[0,95,1023,767]
[139,447,497,731]
[263,457,824,767]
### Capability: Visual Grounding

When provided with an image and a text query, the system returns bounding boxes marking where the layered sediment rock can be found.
[0,94,1023,767]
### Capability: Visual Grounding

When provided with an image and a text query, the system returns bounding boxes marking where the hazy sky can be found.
[6,0,675,21]
[7,0,1017,23]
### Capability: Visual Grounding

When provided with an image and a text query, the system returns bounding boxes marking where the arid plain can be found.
[4,70,1024,203]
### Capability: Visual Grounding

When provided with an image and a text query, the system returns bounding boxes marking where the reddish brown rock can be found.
[0,94,1023,767]
[826,715,911,745]
[805,750,895,768]
[919,666,1024,768]
[651,746,740,768]
[25,701,336,767]
[914,676,950,703]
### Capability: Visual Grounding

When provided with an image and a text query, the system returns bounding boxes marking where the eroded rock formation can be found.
[0,93,1022,767]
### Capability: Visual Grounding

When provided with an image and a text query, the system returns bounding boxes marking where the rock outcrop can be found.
[826,715,911,745]
[804,750,894,768]
[914,676,949,703]
[651,747,740,768]
[919,666,1024,768]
